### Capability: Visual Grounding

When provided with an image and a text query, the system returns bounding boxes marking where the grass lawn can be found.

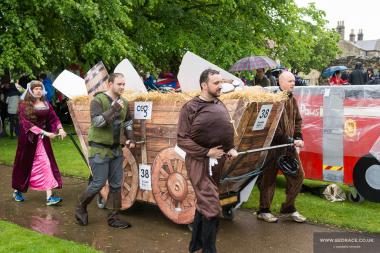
[243,176,380,233]
[0,220,100,253]
[0,125,89,178]
[0,125,94,252]
[1,124,379,234]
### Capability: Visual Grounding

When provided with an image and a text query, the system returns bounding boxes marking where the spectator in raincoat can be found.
[329,71,348,85]
[39,73,55,103]
[349,62,368,85]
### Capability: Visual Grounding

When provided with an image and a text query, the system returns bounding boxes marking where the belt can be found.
[89,141,120,149]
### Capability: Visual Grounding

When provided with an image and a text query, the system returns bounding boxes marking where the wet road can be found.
[0,165,375,253]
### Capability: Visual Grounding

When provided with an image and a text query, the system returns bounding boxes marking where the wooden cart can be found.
[68,96,284,224]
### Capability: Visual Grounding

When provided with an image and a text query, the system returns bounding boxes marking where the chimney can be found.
[336,21,345,40]
[349,29,355,43]
[357,29,364,41]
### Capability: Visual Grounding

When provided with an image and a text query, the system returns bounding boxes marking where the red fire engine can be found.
[293,85,380,203]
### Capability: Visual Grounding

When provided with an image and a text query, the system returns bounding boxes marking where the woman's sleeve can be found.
[47,103,62,133]
[18,103,36,133]
[30,126,43,135]
[18,103,41,142]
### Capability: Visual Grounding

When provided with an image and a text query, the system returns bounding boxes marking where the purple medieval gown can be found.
[12,102,63,192]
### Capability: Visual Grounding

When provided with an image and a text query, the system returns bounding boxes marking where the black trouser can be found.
[8,114,19,137]
[189,209,219,253]
[0,105,7,136]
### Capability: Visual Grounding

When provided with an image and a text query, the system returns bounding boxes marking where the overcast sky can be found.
[295,0,380,40]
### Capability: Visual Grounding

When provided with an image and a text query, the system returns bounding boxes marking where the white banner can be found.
[177,51,243,93]
[114,59,147,93]
[52,70,87,99]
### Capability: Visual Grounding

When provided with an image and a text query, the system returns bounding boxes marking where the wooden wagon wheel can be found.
[152,147,196,224]
[99,148,139,210]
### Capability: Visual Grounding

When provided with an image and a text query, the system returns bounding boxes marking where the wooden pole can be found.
[140,119,148,164]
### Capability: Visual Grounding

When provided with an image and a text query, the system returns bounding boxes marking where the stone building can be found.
[330,21,380,73]
[336,21,380,57]
[302,22,380,85]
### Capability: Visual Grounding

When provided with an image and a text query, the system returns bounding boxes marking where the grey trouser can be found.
[85,154,124,196]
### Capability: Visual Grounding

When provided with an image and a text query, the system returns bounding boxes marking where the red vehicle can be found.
[293,85,380,203]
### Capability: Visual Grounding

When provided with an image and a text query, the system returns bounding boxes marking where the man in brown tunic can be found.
[257,71,306,223]
[177,69,238,253]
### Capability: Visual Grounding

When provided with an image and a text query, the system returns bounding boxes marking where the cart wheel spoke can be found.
[152,147,196,224]
[119,148,139,209]
[159,167,169,179]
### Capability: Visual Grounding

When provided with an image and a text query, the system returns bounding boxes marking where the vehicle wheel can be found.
[353,154,380,203]
[98,148,139,210]
[152,147,196,224]
[348,188,364,203]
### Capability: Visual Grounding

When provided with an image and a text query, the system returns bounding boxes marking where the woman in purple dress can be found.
[12,80,67,205]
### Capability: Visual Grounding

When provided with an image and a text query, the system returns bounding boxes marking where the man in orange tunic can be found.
[177,69,238,253]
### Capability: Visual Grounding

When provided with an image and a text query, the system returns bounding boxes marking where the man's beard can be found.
[209,90,221,98]
[113,89,123,97]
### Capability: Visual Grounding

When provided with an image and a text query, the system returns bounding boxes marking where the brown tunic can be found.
[177,97,234,219]
[272,92,303,147]
[259,92,304,213]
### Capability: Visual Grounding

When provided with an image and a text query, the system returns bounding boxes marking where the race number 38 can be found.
[134,101,153,119]
[252,104,273,131]
[139,164,152,190]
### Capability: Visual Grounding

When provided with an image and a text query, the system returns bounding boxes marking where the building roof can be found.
[355,39,380,51]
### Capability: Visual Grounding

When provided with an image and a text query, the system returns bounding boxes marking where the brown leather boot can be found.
[75,191,96,226]
[107,192,132,229]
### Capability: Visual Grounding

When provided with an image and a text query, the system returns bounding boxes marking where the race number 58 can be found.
[252,104,273,131]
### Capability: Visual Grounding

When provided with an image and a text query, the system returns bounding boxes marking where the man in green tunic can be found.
[75,73,135,229]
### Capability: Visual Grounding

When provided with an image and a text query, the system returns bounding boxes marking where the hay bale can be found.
[71,87,288,104]
[220,86,288,102]
[70,95,90,104]
[122,91,195,102]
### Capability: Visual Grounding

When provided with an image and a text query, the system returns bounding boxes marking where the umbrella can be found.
[322,66,347,78]
[271,66,287,78]
[229,56,277,72]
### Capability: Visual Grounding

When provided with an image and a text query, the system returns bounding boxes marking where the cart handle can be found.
[121,139,145,148]
[220,143,294,182]
[220,168,264,183]
[68,133,89,167]
[237,143,294,156]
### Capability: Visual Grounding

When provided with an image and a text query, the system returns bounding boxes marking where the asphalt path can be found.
[1,165,378,253]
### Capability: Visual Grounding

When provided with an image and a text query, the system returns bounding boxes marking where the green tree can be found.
[0,0,339,77]
[0,0,152,76]
[274,3,340,73]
